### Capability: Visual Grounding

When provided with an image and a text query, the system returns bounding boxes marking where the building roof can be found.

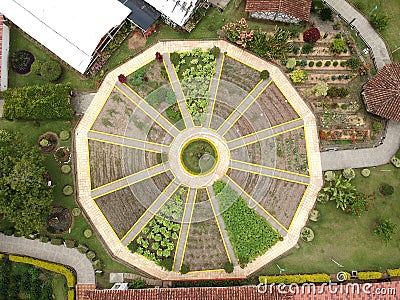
[363,63,400,121]
[0,0,131,73]
[84,286,290,300]
[245,0,312,21]
[144,0,199,27]
[119,0,160,31]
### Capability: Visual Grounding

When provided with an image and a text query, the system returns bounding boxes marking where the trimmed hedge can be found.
[259,273,331,284]
[357,271,383,280]
[0,253,4,259]
[9,255,76,287]
[387,268,400,277]
[3,84,73,120]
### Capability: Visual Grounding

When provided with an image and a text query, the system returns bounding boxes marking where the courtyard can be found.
[75,40,322,279]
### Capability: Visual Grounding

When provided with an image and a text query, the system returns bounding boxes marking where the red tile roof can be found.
[76,284,97,300]
[85,286,292,300]
[245,0,312,21]
[363,63,400,121]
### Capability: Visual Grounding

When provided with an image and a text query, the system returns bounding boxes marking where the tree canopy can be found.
[0,130,53,234]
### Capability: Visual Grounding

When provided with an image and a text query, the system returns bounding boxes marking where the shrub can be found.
[31,59,43,75]
[342,168,355,180]
[303,27,321,43]
[320,7,333,21]
[292,45,300,54]
[210,46,221,58]
[260,70,270,79]
[159,258,174,271]
[86,251,96,260]
[180,264,190,274]
[340,61,347,67]
[325,61,331,67]
[308,61,314,67]
[50,238,63,246]
[3,84,73,120]
[316,61,323,67]
[370,13,389,31]
[84,229,93,238]
[391,156,400,168]
[72,207,81,217]
[311,82,328,97]
[77,244,89,254]
[309,210,319,222]
[259,273,330,284]
[327,87,350,97]
[317,192,329,203]
[374,218,396,243]
[61,164,71,174]
[59,130,70,140]
[357,271,383,280]
[224,262,234,273]
[289,70,308,83]
[40,236,49,243]
[129,279,147,289]
[170,52,180,66]
[300,227,314,242]
[330,38,346,54]
[286,58,296,69]
[387,268,400,277]
[346,57,360,70]
[380,184,394,196]
[372,121,382,133]
[10,50,35,74]
[361,169,370,177]
[333,61,339,67]
[62,185,74,196]
[41,60,63,82]
[65,240,76,248]
[300,59,307,67]
[324,171,336,181]
[301,43,314,54]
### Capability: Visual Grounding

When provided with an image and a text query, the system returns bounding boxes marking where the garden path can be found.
[323,0,391,69]
[163,53,195,128]
[0,233,95,284]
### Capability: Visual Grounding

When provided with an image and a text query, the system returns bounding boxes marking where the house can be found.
[362,63,400,121]
[118,0,160,31]
[0,14,10,91]
[0,0,131,73]
[245,0,313,23]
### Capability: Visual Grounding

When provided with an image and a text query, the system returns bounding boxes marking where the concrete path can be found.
[91,163,170,199]
[321,120,400,170]
[230,160,310,184]
[217,79,271,136]
[207,186,239,267]
[173,188,196,272]
[121,179,179,246]
[0,233,95,284]
[87,130,170,153]
[323,0,391,69]
[204,53,224,128]
[163,54,195,128]
[227,118,304,149]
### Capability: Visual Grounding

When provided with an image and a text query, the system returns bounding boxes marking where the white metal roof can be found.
[0,0,131,73]
[144,0,199,27]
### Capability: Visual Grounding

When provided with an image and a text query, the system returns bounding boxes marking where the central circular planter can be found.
[181,138,218,176]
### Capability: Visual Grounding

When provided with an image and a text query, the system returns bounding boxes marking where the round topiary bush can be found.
[72,207,81,217]
[59,130,70,141]
[380,184,394,196]
[361,168,370,177]
[61,164,71,174]
[391,156,400,168]
[300,227,315,242]
[324,170,336,182]
[317,191,329,203]
[11,50,35,74]
[86,250,96,260]
[84,229,93,238]
[342,168,356,180]
[62,185,74,196]
[41,60,62,81]
[260,70,270,79]
[309,209,319,222]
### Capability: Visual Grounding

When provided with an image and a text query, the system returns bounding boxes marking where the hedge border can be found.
[259,273,331,284]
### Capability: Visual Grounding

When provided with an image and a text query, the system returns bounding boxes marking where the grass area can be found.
[52,273,68,300]
[0,119,133,288]
[8,27,98,90]
[258,164,400,276]
[348,0,400,62]
[181,139,216,174]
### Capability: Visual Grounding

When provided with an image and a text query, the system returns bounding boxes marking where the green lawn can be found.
[0,119,133,288]
[258,164,400,276]
[348,0,400,62]
[52,274,68,300]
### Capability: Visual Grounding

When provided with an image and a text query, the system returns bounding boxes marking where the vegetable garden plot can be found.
[223,109,260,140]
[221,56,261,92]
[210,81,247,130]
[94,186,146,239]
[121,146,161,177]
[230,141,263,165]
[89,140,159,189]
[227,168,260,197]
[230,139,276,169]
[195,188,208,203]
[126,59,170,99]
[128,171,174,210]
[182,198,229,271]
[256,179,307,229]
[157,186,188,223]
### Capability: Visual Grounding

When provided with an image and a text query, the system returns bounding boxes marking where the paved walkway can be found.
[0,233,95,284]
[323,0,391,69]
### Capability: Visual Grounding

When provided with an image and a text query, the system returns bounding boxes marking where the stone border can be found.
[74,40,323,280]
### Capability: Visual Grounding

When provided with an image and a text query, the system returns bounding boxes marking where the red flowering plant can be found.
[118,74,127,83]
[346,192,374,217]
[303,27,321,43]
[222,18,254,48]
[155,52,163,61]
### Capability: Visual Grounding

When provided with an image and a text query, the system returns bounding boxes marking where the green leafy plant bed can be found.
[181,139,217,175]
[213,181,281,267]
[37,132,59,154]
[54,147,71,164]
[171,48,218,125]
[45,206,73,235]
[10,50,35,74]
